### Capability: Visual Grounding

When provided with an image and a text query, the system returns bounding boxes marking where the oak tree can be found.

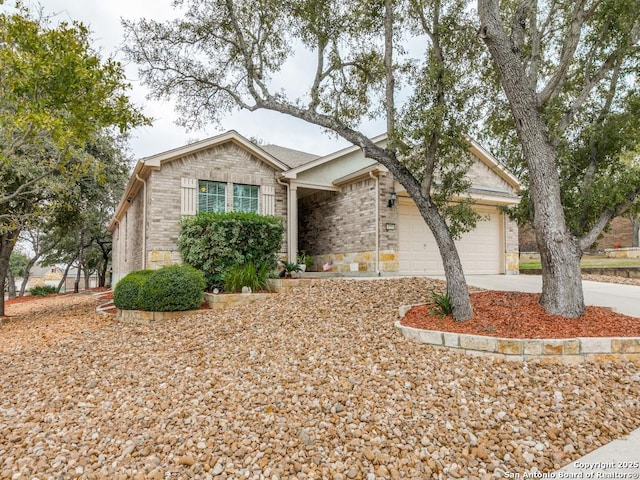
[478,0,640,316]
[124,0,487,320]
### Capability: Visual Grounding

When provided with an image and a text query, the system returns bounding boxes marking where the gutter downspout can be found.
[276,176,293,263]
[369,171,380,275]
[135,173,147,269]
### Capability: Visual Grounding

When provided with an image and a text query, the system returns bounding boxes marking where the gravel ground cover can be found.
[1,278,639,479]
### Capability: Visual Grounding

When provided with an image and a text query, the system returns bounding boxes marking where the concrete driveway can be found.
[462,274,640,318]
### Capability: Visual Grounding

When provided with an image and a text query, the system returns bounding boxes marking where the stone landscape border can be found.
[101,278,320,322]
[396,304,640,364]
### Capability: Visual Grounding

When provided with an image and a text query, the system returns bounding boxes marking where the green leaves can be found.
[178,212,284,290]
[0,4,147,234]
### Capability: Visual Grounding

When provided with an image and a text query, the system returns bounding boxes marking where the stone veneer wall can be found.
[143,142,288,271]
[504,215,520,274]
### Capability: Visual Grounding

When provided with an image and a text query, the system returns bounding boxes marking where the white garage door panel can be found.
[399,203,502,275]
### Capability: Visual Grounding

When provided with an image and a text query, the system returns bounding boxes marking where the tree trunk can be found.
[633,218,639,248]
[478,0,585,317]
[74,232,84,294]
[0,231,19,316]
[83,266,91,290]
[418,200,474,320]
[99,261,108,287]
[57,261,73,293]
[19,257,39,297]
[74,267,81,293]
[7,269,16,298]
[95,238,112,288]
[360,144,474,321]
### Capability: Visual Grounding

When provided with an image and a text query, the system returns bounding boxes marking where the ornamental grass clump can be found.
[223,262,272,293]
[429,290,453,318]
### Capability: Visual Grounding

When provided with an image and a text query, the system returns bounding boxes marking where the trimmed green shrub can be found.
[29,285,58,296]
[137,265,205,312]
[178,212,284,290]
[223,262,272,293]
[113,270,154,310]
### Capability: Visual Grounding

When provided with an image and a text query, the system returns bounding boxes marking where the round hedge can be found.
[113,270,154,310]
[137,265,205,312]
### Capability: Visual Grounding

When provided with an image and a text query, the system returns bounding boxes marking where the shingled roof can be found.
[261,144,320,169]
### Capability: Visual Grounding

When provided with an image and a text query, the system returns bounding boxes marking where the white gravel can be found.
[1,278,639,479]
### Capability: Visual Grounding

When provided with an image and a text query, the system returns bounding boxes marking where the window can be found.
[198,181,226,213]
[233,184,259,213]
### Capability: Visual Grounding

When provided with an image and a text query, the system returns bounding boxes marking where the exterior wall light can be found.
[387,190,397,208]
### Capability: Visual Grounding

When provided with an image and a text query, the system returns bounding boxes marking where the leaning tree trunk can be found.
[0,230,19,316]
[478,0,585,317]
[18,257,38,297]
[413,195,474,321]
[57,261,73,293]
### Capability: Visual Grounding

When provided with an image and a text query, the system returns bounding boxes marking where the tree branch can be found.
[580,184,640,251]
[384,0,395,138]
[0,168,57,206]
[509,0,532,54]
[536,0,588,107]
[554,49,627,138]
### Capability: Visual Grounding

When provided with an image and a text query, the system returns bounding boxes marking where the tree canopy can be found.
[0,3,148,315]
[478,0,640,316]
[124,0,490,321]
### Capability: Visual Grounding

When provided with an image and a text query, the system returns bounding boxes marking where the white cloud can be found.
[26,0,384,159]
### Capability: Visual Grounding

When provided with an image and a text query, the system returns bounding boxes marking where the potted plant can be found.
[281,261,302,278]
[296,251,313,272]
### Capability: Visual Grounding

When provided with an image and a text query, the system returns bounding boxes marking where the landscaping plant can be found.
[296,251,313,271]
[113,270,154,310]
[281,262,302,278]
[178,212,284,290]
[137,265,205,312]
[29,285,58,296]
[429,290,453,318]
[223,262,272,293]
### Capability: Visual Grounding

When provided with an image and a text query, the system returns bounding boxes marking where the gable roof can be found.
[261,144,319,169]
[280,133,521,193]
[467,138,522,192]
[280,133,387,179]
[108,130,291,231]
[141,130,290,171]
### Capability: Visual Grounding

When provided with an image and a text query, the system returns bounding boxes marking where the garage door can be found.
[398,201,503,275]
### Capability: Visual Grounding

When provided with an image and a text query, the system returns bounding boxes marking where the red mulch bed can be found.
[401,290,640,339]
[5,287,109,306]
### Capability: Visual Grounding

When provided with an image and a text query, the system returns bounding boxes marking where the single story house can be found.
[108,130,521,284]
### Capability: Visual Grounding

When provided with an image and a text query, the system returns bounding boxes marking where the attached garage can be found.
[398,200,504,275]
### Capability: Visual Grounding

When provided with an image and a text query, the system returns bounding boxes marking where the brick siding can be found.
[299,177,377,255]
